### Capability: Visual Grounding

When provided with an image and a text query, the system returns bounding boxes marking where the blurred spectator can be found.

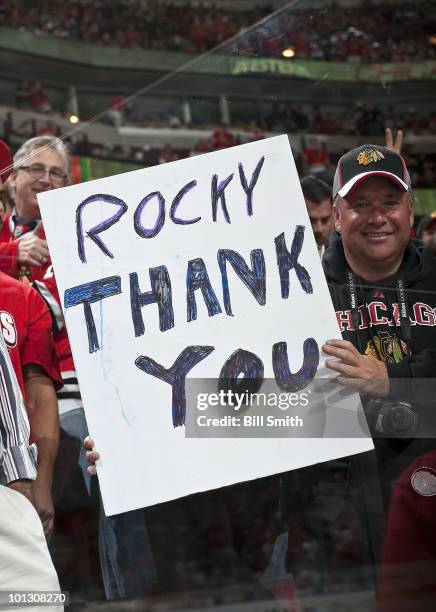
[31,82,51,113]
[158,143,179,164]
[384,107,398,133]
[37,120,59,136]
[324,112,338,135]
[250,124,265,142]
[416,212,436,245]
[15,80,32,110]
[428,232,436,257]
[107,94,127,128]
[187,15,208,52]
[212,126,236,150]
[420,161,436,187]
[311,106,324,133]
[191,138,212,156]
[0,177,14,213]
[266,103,289,133]
[291,105,310,132]
[377,451,436,610]
[357,104,385,137]
[167,110,181,127]
[300,175,333,255]
[15,119,35,138]
[342,112,356,135]
[402,109,418,133]
[303,137,330,182]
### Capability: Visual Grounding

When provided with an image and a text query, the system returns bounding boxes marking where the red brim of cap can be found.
[338,170,410,199]
[0,140,13,184]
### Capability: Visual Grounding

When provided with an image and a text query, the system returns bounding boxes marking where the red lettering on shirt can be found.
[413,302,436,326]
[368,301,389,326]
[0,311,17,348]
[336,309,354,331]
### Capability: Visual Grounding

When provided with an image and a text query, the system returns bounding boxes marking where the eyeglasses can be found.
[19,164,67,185]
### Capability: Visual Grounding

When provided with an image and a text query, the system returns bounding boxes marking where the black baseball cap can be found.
[333,144,411,200]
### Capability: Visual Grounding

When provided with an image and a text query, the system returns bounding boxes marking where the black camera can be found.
[365,399,418,438]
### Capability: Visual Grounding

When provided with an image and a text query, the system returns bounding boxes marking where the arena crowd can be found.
[0,0,435,62]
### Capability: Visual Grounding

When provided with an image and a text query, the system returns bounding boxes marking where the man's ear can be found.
[408,193,414,229]
[9,171,17,189]
[333,199,341,233]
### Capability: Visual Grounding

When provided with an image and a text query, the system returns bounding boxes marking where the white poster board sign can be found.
[39,135,373,516]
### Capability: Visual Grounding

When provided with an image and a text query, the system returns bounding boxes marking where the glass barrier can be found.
[0,1,435,610]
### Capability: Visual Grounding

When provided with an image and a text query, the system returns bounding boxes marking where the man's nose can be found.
[37,169,51,184]
[367,208,387,225]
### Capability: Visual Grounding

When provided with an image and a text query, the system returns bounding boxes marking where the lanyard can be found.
[396,278,412,344]
[346,270,363,352]
[9,208,38,238]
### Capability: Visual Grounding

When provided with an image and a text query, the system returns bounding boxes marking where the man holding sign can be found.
[37,134,373,605]
[323,144,436,530]
[41,136,435,604]
[38,134,373,513]
[322,144,436,602]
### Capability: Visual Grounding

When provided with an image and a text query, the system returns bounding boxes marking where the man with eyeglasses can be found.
[0,137,66,277]
[0,139,62,539]
[15,162,65,185]
[0,136,156,601]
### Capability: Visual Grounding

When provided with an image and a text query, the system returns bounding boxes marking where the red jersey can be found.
[0,236,19,278]
[0,212,75,392]
[377,450,436,609]
[0,270,62,398]
[304,146,329,174]
[212,128,236,150]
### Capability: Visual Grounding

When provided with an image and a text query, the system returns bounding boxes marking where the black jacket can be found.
[323,233,436,434]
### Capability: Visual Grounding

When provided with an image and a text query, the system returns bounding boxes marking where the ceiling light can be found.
[282,46,296,59]
[282,47,295,59]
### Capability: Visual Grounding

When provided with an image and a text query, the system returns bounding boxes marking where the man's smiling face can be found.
[12,148,66,223]
[334,175,413,278]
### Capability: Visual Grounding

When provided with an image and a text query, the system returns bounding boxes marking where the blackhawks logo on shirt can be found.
[364,330,409,363]
[357,148,385,166]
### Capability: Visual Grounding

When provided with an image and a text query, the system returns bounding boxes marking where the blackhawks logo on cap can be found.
[357,148,385,166]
